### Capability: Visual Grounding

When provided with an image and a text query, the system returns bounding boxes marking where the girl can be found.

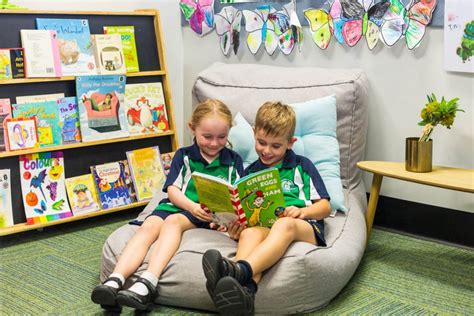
[91,99,244,311]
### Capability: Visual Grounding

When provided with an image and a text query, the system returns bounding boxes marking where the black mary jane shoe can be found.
[91,276,123,312]
[116,277,158,311]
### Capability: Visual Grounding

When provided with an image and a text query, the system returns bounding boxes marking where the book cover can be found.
[20,29,62,78]
[91,161,132,210]
[57,97,81,143]
[9,48,25,79]
[126,146,166,201]
[124,82,170,134]
[192,168,286,227]
[12,101,62,147]
[121,159,137,203]
[4,117,39,151]
[103,26,139,73]
[91,34,127,75]
[161,151,175,176]
[19,151,72,225]
[36,18,96,76]
[0,99,12,152]
[65,174,100,215]
[75,75,129,142]
[0,169,13,227]
[0,49,12,79]
[16,93,64,104]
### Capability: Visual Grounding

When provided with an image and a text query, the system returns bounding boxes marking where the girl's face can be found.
[254,128,296,167]
[190,115,229,163]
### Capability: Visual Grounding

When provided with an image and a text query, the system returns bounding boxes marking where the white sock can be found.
[104,273,125,289]
[128,271,158,296]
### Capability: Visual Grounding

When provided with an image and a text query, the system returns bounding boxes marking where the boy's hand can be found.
[284,206,306,219]
[227,220,246,241]
[190,203,213,222]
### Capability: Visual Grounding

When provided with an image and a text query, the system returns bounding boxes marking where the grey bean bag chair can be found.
[101,63,369,313]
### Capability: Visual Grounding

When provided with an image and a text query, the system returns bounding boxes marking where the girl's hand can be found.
[209,223,228,232]
[284,206,306,219]
[227,220,246,241]
[190,203,213,222]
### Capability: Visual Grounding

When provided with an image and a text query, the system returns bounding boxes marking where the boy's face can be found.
[254,128,296,167]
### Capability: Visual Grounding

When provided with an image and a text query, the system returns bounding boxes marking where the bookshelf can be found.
[0,9,178,236]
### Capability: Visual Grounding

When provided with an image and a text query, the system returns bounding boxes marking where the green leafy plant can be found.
[418,93,464,142]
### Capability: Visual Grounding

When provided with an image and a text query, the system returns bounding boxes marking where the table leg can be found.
[366,174,383,244]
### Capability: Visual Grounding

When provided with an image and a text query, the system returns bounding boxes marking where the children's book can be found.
[16,93,64,104]
[126,146,166,201]
[75,75,129,142]
[0,99,12,152]
[9,48,25,79]
[91,161,132,210]
[4,117,39,151]
[120,159,137,203]
[91,34,126,75]
[36,18,96,76]
[161,151,175,176]
[103,26,139,73]
[192,168,286,228]
[0,169,13,228]
[57,97,81,143]
[19,151,72,225]
[124,82,170,134]
[65,174,100,215]
[0,49,13,79]
[20,29,62,78]
[12,101,62,147]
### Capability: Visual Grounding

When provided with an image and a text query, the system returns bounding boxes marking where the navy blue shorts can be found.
[147,209,211,229]
[305,219,326,247]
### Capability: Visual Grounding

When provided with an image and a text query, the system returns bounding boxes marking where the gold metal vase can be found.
[405,137,432,172]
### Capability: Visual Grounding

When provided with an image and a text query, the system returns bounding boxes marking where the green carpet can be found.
[1,211,473,315]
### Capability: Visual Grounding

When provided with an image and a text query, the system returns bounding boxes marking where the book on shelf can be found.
[0,169,13,228]
[161,151,175,176]
[57,97,81,143]
[0,49,13,80]
[0,99,12,152]
[20,29,62,78]
[16,93,64,104]
[12,101,62,147]
[19,151,72,225]
[124,82,170,135]
[192,168,286,228]
[9,48,25,79]
[65,174,100,215]
[121,159,137,203]
[103,26,139,73]
[36,18,97,76]
[75,75,129,142]
[4,117,39,151]
[91,161,132,210]
[91,34,127,75]
[126,146,166,202]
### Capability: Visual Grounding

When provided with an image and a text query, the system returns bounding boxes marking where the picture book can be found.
[126,146,166,201]
[75,75,129,142]
[91,34,126,75]
[65,174,100,215]
[124,82,170,134]
[4,118,38,151]
[36,18,96,76]
[9,48,25,79]
[19,151,72,225]
[12,101,62,147]
[20,29,62,78]
[16,93,64,104]
[192,168,286,228]
[103,26,139,73]
[0,49,12,79]
[121,159,137,203]
[161,151,175,176]
[0,99,12,152]
[0,169,13,228]
[57,97,81,143]
[91,161,132,210]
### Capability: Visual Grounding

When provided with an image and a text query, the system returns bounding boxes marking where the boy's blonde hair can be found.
[255,101,296,140]
[189,99,233,129]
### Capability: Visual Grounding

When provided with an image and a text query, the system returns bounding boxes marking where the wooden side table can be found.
[356,161,474,241]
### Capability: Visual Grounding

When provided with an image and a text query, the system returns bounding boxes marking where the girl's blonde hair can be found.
[255,101,296,140]
[189,99,233,129]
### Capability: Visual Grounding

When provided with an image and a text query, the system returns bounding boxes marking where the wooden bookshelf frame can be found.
[0,9,178,236]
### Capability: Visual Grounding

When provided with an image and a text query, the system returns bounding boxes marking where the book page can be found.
[192,172,235,214]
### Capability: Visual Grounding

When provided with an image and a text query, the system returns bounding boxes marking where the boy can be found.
[202,101,331,315]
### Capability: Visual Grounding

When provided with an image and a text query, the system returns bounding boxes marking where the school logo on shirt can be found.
[281,179,296,193]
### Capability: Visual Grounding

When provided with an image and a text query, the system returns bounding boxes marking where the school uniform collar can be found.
[248,149,297,172]
[188,142,233,166]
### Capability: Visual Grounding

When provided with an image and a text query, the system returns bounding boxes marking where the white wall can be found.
[182,27,474,213]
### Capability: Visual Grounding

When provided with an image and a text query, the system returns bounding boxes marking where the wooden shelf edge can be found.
[0,200,149,236]
[0,130,175,158]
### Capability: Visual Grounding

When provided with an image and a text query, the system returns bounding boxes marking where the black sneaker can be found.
[213,276,255,315]
[202,249,247,298]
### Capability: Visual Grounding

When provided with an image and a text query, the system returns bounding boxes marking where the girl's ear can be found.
[188,122,195,134]
[252,127,256,135]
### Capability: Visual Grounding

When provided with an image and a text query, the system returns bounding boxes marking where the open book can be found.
[192,168,286,228]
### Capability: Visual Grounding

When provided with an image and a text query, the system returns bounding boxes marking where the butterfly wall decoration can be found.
[243,5,279,55]
[215,6,242,55]
[180,0,215,36]
[268,0,304,55]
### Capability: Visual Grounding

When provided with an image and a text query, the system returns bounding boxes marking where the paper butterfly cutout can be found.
[179,0,215,36]
[243,5,279,55]
[340,0,390,49]
[304,0,344,50]
[268,0,303,55]
[381,0,437,49]
[215,6,242,56]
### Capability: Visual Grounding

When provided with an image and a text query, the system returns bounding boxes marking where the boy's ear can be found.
[252,127,256,135]
[287,137,297,149]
